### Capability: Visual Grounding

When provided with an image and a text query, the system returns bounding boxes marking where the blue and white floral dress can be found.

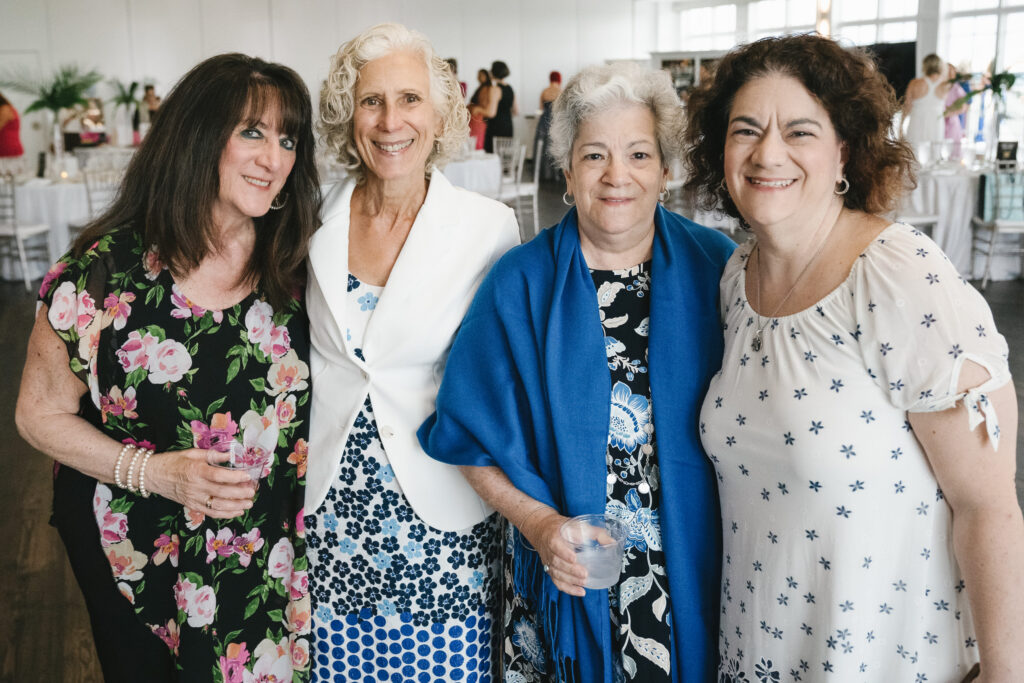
[503,263,672,682]
[700,224,1010,682]
[305,274,502,682]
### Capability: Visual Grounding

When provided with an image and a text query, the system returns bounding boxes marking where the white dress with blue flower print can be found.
[700,224,1010,683]
[305,274,502,683]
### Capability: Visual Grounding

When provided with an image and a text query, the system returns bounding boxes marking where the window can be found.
[748,0,817,39]
[943,0,1024,72]
[833,0,919,45]
[679,4,739,50]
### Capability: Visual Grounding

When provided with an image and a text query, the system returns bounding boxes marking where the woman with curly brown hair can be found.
[685,34,1024,682]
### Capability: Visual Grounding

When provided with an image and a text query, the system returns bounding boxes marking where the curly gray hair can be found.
[548,62,683,172]
[319,23,469,182]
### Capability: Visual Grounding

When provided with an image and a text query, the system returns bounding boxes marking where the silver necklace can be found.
[750,209,839,353]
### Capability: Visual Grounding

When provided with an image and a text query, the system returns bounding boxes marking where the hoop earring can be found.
[562,192,574,206]
[659,188,669,203]
[270,191,289,210]
[719,178,729,194]
[834,176,849,196]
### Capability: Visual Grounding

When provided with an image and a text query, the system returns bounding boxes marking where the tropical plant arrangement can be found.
[944,69,1017,116]
[0,63,103,116]
[109,78,139,112]
[0,64,103,156]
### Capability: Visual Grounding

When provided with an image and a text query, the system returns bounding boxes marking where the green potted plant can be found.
[0,63,103,157]
[109,78,139,146]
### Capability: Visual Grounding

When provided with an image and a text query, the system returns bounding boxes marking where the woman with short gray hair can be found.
[419,62,734,681]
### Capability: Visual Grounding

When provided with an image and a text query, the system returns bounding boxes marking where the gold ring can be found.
[205,495,214,509]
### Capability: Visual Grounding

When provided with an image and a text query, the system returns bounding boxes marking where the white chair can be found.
[971,168,1024,290]
[507,139,543,241]
[895,210,940,237]
[69,167,123,236]
[496,144,527,226]
[0,173,53,292]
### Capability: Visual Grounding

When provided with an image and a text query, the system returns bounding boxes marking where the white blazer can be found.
[306,170,520,530]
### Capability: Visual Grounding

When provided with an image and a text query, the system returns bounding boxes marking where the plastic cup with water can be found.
[560,514,627,590]
[206,440,269,484]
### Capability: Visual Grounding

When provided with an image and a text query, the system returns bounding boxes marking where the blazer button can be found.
[381,425,395,439]
[361,370,369,381]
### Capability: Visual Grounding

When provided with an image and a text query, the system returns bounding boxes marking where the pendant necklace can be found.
[750,206,841,353]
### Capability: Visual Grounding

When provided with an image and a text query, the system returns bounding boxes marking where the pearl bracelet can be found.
[114,443,134,489]
[137,449,154,498]
[125,448,142,494]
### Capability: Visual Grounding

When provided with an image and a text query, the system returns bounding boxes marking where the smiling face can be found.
[213,100,297,229]
[723,74,846,233]
[353,50,439,185]
[563,103,667,250]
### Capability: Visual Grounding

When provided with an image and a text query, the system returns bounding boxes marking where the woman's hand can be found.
[519,507,588,597]
[145,448,256,519]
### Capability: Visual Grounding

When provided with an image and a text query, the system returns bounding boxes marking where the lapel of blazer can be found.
[308,180,356,358]
[362,170,457,364]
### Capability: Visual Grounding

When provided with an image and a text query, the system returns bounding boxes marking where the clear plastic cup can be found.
[206,440,268,483]
[560,514,627,589]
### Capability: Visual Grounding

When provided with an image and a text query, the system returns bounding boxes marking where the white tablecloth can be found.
[2,179,87,282]
[906,167,1021,281]
[442,153,501,197]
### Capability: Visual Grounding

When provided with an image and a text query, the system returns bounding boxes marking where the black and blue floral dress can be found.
[503,262,672,682]
[305,274,503,682]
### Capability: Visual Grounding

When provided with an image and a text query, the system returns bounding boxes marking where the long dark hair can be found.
[74,53,321,309]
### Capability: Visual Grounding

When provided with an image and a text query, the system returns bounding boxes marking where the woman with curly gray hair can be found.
[304,22,520,682]
[419,61,735,682]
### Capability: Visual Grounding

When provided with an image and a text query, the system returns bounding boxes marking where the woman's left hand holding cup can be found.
[144,448,256,519]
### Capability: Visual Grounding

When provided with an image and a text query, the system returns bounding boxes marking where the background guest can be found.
[0,91,25,159]
[141,84,161,125]
[445,57,467,97]
[685,33,1024,681]
[16,53,320,682]
[468,68,493,150]
[903,53,953,150]
[944,62,969,159]
[307,22,520,681]
[420,61,735,682]
[483,59,516,152]
[533,70,561,181]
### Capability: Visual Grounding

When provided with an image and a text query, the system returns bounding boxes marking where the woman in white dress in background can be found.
[684,34,1024,682]
[903,53,953,151]
[305,23,519,681]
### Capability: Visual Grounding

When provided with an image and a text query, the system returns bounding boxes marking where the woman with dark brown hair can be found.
[16,53,320,682]
[686,34,1023,682]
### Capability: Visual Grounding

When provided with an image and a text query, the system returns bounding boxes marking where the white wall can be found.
[0,0,656,160]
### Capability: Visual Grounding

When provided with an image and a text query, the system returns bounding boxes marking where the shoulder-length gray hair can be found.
[319,22,469,183]
[548,62,683,172]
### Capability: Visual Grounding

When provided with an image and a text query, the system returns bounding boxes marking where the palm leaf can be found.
[109,78,139,107]
[0,63,103,114]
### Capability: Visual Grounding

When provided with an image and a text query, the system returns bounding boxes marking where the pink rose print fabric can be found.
[40,231,311,682]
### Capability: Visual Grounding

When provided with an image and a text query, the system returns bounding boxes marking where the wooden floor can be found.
[0,286,103,682]
[1,183,1021,680]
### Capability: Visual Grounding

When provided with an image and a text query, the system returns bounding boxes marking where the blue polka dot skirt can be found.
[305,397,501,682]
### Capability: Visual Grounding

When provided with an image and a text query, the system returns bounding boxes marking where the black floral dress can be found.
[40,230,311,681]
[502,262,672,682]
